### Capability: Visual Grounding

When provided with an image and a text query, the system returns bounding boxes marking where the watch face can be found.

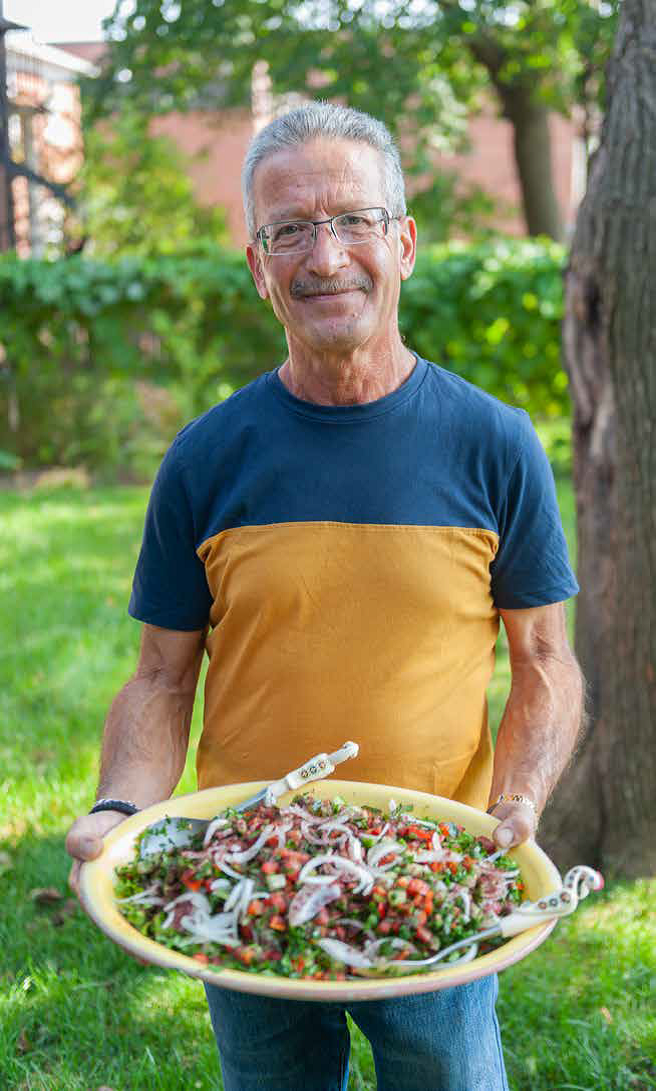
[79,780,561,1002]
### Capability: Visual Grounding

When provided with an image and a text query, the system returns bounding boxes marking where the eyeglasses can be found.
[256,207,394,256]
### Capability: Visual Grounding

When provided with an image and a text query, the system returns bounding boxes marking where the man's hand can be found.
[65,810,127,897]
[489,800,538,851]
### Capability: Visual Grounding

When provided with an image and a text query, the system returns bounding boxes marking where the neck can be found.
[278,336,416,406]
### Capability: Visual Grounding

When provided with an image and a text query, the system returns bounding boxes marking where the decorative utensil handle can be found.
[264,741,359,804]
[500,865,604,938]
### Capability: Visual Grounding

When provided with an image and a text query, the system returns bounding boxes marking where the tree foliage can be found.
[71,110,228,258]
[86,1,618,239]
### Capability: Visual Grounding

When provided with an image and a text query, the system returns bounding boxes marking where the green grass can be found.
[1,482,654,1091]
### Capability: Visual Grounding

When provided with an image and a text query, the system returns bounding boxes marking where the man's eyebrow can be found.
[263,205,370,224]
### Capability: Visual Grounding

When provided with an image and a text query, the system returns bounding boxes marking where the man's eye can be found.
[274,223,302,239]
[341,214,367,226]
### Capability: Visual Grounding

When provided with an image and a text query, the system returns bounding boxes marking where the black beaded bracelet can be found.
[89,798,140,817]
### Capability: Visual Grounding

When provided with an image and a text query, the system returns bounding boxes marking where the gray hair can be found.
[242,101,407,239]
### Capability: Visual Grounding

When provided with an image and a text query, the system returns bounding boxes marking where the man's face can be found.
[246,138,416,356]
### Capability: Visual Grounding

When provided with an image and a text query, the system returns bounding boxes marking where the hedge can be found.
[0,237,569,477]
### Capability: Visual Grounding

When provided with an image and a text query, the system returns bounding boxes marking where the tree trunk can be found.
[503,93,565,242]
[539,0,656,879]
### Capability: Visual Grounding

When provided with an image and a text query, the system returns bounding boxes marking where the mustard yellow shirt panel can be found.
[196,522,499,810]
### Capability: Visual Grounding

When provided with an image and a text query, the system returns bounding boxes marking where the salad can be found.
[114,794,524,980]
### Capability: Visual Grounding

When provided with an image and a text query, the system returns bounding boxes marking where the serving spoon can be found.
[355,865,604,976]
[138,741,359,858]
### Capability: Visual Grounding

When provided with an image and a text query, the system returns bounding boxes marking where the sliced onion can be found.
[226,824,274,864]
[238,877,255,919]
[347,837,364,862]
[212,855,246,880]
[315,938,373,969]
[202,816,230,847]
[288,882,341,926]
[223,879,244,913]
[178,910,240,946]
[298,853,373,894]
[367,839,404,870]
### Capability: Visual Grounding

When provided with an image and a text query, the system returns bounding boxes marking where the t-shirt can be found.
[129,354,578,808]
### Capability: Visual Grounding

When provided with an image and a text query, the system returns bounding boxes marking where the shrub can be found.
[0,238,569,478]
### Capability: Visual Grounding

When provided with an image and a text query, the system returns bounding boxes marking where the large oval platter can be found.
[79,780,561,1002]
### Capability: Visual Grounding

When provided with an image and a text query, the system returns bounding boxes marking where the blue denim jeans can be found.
[204,974,508,1091]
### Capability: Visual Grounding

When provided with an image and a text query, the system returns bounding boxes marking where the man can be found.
[67,102,583,1091]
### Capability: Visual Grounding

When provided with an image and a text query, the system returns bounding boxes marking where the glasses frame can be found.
[255,207,394,256]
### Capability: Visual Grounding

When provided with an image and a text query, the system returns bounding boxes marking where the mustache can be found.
[290,276,373,298]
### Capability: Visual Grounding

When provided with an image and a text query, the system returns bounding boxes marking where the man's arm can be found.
[488,601,584,850]
[66,622,205,890]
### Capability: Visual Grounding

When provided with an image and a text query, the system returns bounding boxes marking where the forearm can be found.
[490,650,585,814]
[96,668,197,808]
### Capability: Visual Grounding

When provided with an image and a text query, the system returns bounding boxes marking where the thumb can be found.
[493,824,515,850]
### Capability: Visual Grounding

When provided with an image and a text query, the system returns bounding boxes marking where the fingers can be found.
[490,802,538,850]
[65,811,128,864]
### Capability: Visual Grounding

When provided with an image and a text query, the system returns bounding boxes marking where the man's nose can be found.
[305,222,349,276]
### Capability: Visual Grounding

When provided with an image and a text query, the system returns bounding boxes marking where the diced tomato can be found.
[192,952,209,964]
[439,823,452,837]
[269,914,287,931]
[280,849,311,863]
[265,891,288,911]
[247,899,265,916]
[407,878,431,896]
[368,827,382,836]
[407,825,433,842]
[235,946,257,965]
[265,836,279,847]
[378,902,387,918]
[285,868,300,883]
[416,925,433,944]
[396,875,411,889]
[261,859,279,873]
[181,868,202,892]
[315,908,330,925]
[334,925,346,941]
[372,885,387,898]
[430,861,446,873]
[447,861,459,875]
[240,924,254,942]
[391,920,401,934]
[413,910,428,926]
[462,855,474,870]
[292,957,305,971]
[377,918,393,935]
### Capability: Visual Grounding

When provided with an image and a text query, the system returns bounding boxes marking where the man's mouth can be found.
[291,278,372,299]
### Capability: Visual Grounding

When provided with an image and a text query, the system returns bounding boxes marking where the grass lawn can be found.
[1,481,654,1090]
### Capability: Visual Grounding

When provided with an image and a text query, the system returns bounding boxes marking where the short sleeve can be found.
[490,413,579,609]
[128,438,213,630]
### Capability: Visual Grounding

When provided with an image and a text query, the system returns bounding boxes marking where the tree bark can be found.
[539,0,656,878]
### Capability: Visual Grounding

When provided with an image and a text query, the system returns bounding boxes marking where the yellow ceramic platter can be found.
[79,779,561,1002]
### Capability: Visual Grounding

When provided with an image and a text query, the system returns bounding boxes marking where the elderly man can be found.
[67,102,582,1091]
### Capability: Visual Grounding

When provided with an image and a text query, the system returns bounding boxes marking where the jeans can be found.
[204,974,508,1091]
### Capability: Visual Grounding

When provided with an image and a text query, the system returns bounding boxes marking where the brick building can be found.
[1,32,96,255]
[12,38,586,251]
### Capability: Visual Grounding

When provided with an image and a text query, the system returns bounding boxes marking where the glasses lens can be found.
[266,221,314,255]
[334,209,385,244]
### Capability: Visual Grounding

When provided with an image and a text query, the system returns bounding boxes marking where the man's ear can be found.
[246,243,269,300]
[399,216,417,282]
